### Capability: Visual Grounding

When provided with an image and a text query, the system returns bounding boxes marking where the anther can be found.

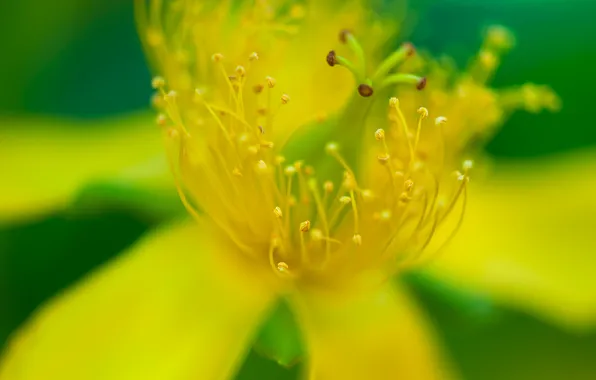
[352,234,362,246]
[211,53,224,62]
[435,116,448,126]
[375,128,386,141]
[273,206,283,218]
[300,220,311,232]
[277,262,289,273]
[232,168,242,177]
[166,90,177,100]
[281,94,291,104]
[247,145,259,155]
[324,181,334,193]
[361,189,374,202]
[462,160,474,171]
[389,97,399,107]
[284,165,297,176]
[266,76,276,88]
[358,84,374,97]
[151,76,165,89]
[377,154,390,164]
[339,196,352,205]
[379,209,392,221]
[258,125,265,134]
[326,50,338,67]
[253,84,264,94]
[275,156,286,166]
[256,160,268,172]
[156,113,167,126]
[325,142,339,154]
[417,107,429,118]
[404,179,415,192]
[249,52,259,61]
[235,65,246,77]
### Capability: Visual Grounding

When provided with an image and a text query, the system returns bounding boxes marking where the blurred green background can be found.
[1,0,595,379]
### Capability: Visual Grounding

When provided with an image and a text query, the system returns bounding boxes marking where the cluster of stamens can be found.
[151,40,471,280]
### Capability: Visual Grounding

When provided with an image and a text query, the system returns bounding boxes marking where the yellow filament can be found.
[308,180,331,259]
[349,189,360,236]
[392,103,415,165]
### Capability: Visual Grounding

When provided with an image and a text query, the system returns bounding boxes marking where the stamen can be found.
[389,98,415,166]
[308,179,331,259]
[350,189,360,244]
[299,220,311,264]
[414,107,429,156]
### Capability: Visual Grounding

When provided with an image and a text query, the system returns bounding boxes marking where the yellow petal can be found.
[0,114,163,222]
[294,279,457,380]
[0,221,279,380]
[430,150,596,330]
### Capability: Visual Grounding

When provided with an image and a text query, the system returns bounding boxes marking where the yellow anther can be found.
[151,76,165,89]
[325,142,339,154]
[277,262,289,273]
[462,160,474,171]
[260,141,274,149]
[324,181,334,193]
[343,172,357,190]
[435,116,448,125]
[375,128,386,141]
[361,189,374,202]
[399,192,412,203]
[156,113,167,126]
[281,94,291,104]
[249,52,259,61]
[256,160,268,172]
[235,65,246,77]
[275,156,286,166]
[304,166,315,176]
[352,234,362,246]
[486,25,515,50]
[417,107,429,118]
[211,53,224,62]
[284,165,297,176]
[253,84,264,94]
[232,168,243,177]
[151,93,164,109]
[377,154,390,165]
[389,97,399,107]
[300,220,311,232]
[310,228,323,241]
[266,76,276,88]
[379,209,392,221]
[273,206,283,218]
[479,50,498,69]
[339,196,352,205]
[247,145,260,155]
[166,90,177,100]
[404,179,415,192]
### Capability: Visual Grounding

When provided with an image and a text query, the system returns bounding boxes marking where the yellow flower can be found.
[2,1,589,379]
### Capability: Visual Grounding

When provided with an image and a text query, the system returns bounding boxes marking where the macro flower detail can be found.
[0,1,565,380]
